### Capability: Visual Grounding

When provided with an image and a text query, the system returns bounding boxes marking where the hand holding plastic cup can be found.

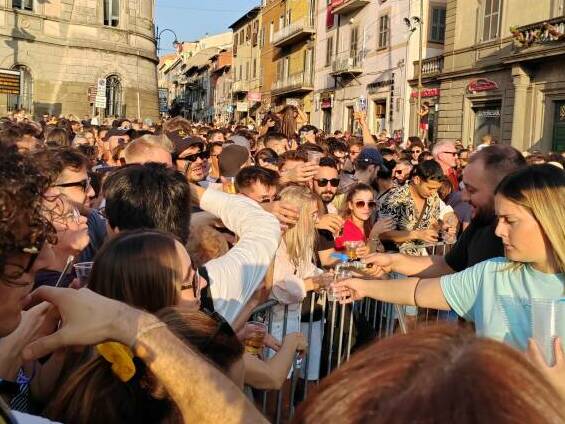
[73,262,93,287]
[344,240,365,260]
[313,272,334,293]
[244,321,267,356]
[531,298,565,366]
[307,151,323,166]
[328,270,352,302]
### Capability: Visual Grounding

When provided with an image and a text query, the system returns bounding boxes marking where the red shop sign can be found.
[467,78,499,93]
[411,87,440,98]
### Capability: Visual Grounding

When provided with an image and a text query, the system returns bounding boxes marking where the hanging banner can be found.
[95,78,107,108]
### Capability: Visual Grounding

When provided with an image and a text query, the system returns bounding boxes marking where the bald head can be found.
[124,138,173,167]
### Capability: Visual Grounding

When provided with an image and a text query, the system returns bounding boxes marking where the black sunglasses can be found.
[53,178,90,192]
[315,178,340,187]
[355,200,377,209]
[180,151,210,163]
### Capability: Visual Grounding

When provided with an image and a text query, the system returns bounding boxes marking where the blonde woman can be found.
[334,165,565,351]
[269,185,324,381]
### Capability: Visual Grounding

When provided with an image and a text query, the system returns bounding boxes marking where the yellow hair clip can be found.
[96,342,136,383]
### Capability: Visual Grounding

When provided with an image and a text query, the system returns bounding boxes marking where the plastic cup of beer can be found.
[223,177,237,194]
[344,240,365,261]
[531,298,565,366]
[307,151,323,165]
[73,262,93,287]
[244,321,267,355]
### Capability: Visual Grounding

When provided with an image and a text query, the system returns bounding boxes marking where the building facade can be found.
[312,0,446,139]
[230,7,262,124]
[433,0,565,152]
[0,0,159,119]
[270,0,316,118]
[210,49,233,125]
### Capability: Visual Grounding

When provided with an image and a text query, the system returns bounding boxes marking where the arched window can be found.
[8,65,32,112]
[105,74,122,117]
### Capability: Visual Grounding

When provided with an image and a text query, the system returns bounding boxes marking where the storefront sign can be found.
[87,86,97,102]
[368,79,394,94]
[0,69,20,95]
[95,78,107,108]
[236,101,249,112]
[467,78,499,93]
[158,88,168,113]
[476,109,501,118]
[411,88,440,98]
[247,92,261,102]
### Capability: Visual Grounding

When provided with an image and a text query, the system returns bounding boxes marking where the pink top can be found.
[335,219,365,250]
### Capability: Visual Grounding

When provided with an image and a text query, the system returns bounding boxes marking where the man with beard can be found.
[363,145,526,276]
[168,130,209,185]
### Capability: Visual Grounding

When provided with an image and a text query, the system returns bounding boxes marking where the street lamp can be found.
[156,27,180,54]
[404,5,424,137]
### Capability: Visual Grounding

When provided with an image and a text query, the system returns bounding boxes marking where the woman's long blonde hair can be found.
[279,185,320,269]
[495,164,565,273]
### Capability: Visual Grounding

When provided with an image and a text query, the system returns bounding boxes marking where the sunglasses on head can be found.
[354,200,377,209]
[53,177,91,192]
[180,151,210,163]
[315,178,340,187]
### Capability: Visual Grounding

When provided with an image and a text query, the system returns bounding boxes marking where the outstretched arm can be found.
[23,287,268,424]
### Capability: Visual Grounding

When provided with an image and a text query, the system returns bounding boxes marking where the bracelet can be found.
[413,278,422,307]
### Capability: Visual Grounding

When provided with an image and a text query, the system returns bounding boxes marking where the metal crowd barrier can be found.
[246,242,454,423]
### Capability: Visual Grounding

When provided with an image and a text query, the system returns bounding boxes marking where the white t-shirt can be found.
[200,189,281,323]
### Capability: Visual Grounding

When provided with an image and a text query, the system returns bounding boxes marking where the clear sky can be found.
[155,0,260,53]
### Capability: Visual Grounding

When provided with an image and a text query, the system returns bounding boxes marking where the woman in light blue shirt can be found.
[333,164,565,351]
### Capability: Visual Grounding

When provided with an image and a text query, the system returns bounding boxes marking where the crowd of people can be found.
[0,106,564,423]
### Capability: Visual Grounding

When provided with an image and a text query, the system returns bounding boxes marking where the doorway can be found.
[552,101,565,152]
[472,102,501,146]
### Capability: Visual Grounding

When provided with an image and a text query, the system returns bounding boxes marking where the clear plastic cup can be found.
[73,262,93,287]
[307,151,323,165]
[223,177,237,194]
[329,270,352,302]
[244,321,267,355]
[531,298,565,366]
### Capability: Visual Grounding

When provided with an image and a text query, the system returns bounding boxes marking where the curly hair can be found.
[0,144,56,278]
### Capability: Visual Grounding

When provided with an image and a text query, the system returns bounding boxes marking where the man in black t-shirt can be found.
[362,145,526,277]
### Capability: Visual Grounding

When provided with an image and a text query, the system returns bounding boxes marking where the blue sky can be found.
[156,0,260,53]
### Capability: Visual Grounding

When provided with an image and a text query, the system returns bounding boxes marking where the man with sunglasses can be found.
[432,140,459,192]
[313,157,341,214]
[168,130,209,185]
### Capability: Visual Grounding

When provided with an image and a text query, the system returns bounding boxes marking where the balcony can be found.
[331,0,370,15]
[232,80,250,94]
[272,72,314,96]
[413,55,444,79]
[511,17,565,50]
[331,52,364,76]
[272,18,315,48]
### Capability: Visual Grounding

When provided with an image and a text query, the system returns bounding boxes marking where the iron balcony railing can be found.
[413,54,444,78]
[272,17,315,47]
[331,51,364,75]
[272,72,314,94]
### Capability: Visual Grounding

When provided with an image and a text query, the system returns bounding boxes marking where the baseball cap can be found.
[219,144,250,177]
[167,130,204,158]
[356,147,387,170]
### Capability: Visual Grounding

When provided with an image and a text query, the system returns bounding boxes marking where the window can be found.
[350,27,359,59]
[430,7,446,43]
[483,0,502,41]
[8,65,32,112]
[378,15,390,49]
[103,0,119,27]
[253,58,257,78]
[105,75,122,117]
[245,62,249,80]
[239,65,242,81]
[325,36,333,67]
[239,30,244,45]
[12,0,32,11]
[269,21,274,43]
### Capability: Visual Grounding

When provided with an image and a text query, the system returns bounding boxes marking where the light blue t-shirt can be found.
[440,257,565,350]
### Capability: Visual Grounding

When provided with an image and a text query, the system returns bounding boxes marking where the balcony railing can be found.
[232,80,250,94]
[331,51,364,76]
[511,17,565,49]
[413,55,444,78]
[272,17,315,48]
[331,0,370,15]
[272,72,314,95]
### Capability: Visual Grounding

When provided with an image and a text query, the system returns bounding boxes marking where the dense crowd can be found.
[0,105,564,423]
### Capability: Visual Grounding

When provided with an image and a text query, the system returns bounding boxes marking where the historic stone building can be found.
[0,0,159,119]
[430,0,565,151]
